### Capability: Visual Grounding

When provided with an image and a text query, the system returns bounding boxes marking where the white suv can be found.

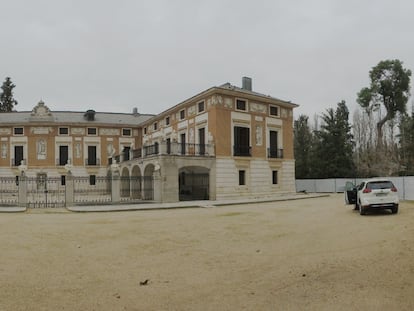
[345,178,399,215]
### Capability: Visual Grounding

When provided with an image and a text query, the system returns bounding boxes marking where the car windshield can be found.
[367,181,394,190]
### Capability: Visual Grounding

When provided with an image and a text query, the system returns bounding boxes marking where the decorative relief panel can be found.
[189,128,195,143]
[71,128,85,135]
[37,139,47,160]
[224,98,233,109]
[31,127,52,134]
[281,108,288,118]
[255,125,263,146]
[1,142,7,158]
[133,130,138,136]
[99,128,120,136]
[250,103,266,114]
[188,105,196,116]
[0,128,11,135]
[75,143,81,158]
[211,95,223,106]
[107,143,115,157]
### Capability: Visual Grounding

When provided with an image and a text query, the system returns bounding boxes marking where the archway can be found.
[179,166,209,201]
[143,164,155,200]
[131,165,142,199]
[121,167,130,198]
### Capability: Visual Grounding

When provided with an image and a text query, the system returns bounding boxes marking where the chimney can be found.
[242,77,252,91]
[132,107,138,115]
[84,109,96,121]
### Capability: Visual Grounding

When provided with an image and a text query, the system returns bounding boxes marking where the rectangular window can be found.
[144,127,147,134]
[14,127,24,135]
[239,170,246,185]
[153,122,158,130]
[180,133,186,155]
[236,99,247,111]
[165,116,170,126]
[270,106,279,116]
[123,146,131,161]
[180,109,185,120]
[166,138,171,154]
[89,175,96,186]
[198,101,205,113]
[87,127,97,135]
[199,128,205,155]
[269,130,280,158]
[59,127,69,135]
[122,128,131,136]
[61,175,66,186]
[234,126,250,156]
[272,171,278,184]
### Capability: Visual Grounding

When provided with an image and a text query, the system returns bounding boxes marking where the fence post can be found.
[18,172,27,207]
[65,172,74,207]
[111,164,121,204]
[153,167,162,202]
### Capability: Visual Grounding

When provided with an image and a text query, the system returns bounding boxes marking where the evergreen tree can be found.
[313,101,354,178]
[0,77,18,112]
[294,115,313,178]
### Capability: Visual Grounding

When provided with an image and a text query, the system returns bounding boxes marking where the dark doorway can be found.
[59,145,69,165]
[179,167,209,201]
[14,146,24,166]
[87,146,97,165]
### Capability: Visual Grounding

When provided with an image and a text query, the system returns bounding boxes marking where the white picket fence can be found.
[295,176,414,201]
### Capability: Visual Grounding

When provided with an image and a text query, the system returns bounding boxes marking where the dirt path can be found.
[1,194,413,310]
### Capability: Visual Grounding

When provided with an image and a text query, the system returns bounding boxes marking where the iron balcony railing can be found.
[12,158,26,167]
[112,142,214,163]
[56,158,72,166]
[267,148,284,159]
[85,158,101,166]
[233,145,251,157]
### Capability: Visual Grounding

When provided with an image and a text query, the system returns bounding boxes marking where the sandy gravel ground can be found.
[1,194,413,311]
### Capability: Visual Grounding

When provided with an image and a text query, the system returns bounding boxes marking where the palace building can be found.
[0,77,298,207]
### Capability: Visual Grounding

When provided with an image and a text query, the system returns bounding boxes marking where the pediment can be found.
[29,101,54,122]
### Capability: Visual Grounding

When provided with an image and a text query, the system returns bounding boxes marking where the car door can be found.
[345,181,357,204]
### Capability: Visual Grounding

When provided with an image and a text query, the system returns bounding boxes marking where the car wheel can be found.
[392,204,399,214]
[353,202,358,210]
[359,202,366,215]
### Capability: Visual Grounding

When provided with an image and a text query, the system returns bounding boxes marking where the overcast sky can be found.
[1,0,413,119]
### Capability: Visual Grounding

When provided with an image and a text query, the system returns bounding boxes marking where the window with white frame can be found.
[236,99,247,111]
[122,128,132,136]
[269,105,279,117]
[59,127,69,135]
[180,109,185,120]
[87,127,97,135]
[13,127,24,135]
[198,101,205,113]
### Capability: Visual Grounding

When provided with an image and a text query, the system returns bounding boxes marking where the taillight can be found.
[391,187,398,192]
[363,188,371,193]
